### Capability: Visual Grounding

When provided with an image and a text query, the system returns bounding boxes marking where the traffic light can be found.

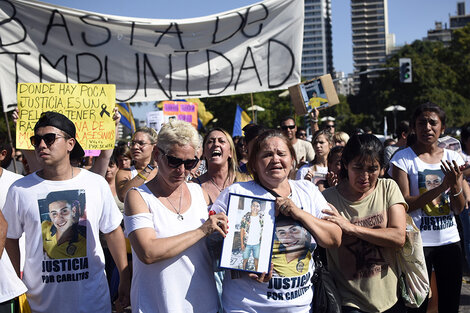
[399,58,412,83]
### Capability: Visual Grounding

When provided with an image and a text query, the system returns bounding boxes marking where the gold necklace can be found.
[166,186,184,221]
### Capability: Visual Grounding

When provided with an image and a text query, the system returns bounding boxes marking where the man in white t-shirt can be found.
[280,117,315,166]
[0,165,27,313]
[240,199,264,271]
[3,112,130,313]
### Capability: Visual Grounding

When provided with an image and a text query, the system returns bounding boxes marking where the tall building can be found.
[351,0,390,92]
[301,0,334,81]
[450,2,470,29]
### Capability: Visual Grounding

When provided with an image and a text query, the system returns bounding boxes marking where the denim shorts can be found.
[243,244,260,259]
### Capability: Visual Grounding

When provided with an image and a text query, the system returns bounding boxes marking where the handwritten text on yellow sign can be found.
[16,83,116,150]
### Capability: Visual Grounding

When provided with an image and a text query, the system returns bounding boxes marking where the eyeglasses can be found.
[281,125,296,130]
[158,148,199,170]
[298,133,307,137]
[128,140,152,148]
[325,124,335,128]
[30,133,67,148]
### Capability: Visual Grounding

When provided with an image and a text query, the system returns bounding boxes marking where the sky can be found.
[43,0,461,75]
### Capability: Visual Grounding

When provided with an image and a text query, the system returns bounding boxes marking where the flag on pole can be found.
[117,102,136,133]
[232,105,252,137]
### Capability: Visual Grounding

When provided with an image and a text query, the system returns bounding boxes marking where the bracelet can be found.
[146,164,155,171]
[137,172,147,181]
[452,187,463,197]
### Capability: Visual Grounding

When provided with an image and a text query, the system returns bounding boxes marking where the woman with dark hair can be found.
[390,102,466,313]
[296,129,334,185]
[116,127,158,202]
[317,145,344,191]
[322,134,407,312]
[211,129,341,312]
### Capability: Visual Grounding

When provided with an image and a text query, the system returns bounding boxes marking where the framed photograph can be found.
[288,74,339,115]
[219,193,276,274]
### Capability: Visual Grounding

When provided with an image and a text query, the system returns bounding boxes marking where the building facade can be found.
[450,2,470,29]
[351,0,390,91]
[301,0,334,81]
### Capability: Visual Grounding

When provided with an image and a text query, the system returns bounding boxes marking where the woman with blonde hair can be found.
[334,131,350,147]
[194,128,249,205]
[116,127,158,202]
[124,120,227,313]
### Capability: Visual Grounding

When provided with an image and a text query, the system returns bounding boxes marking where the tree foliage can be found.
[348,25,470,134]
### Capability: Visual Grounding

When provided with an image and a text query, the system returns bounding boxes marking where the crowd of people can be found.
[0,101,469,313]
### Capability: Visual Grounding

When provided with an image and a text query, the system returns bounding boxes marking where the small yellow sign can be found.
[16,83,116,150]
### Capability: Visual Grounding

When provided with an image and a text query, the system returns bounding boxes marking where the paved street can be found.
[461,277,470,313]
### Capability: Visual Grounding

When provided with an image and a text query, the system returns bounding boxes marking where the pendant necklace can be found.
[209,177,224,193]
[167,186,184,221]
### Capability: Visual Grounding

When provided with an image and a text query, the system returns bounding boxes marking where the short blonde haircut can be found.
[334,131,350,145]
[157,120,199,154]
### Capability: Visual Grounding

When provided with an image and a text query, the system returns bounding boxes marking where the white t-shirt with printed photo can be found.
[212,180,327,313]
[390,147,463,247]
[0,169,27,303]
[3,169,122,313]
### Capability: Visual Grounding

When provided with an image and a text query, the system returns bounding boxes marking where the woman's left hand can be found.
[276,197,302,219]
[322,203,355,235]
[248,263,273,283]
[441,160,463,190]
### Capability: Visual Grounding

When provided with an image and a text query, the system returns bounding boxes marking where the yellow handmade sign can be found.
[16,83,116,150]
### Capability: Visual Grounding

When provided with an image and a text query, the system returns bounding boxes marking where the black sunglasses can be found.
[158,148,199,170]
[325,124,335,128]
[30,133,67,148]
[281,125,296,130]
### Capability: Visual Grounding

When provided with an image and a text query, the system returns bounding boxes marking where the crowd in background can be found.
[1,101,469,312]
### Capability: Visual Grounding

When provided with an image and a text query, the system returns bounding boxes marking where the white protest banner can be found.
[0,0,304,112]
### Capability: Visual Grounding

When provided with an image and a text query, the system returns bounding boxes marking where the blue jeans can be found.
[243,244,260,259]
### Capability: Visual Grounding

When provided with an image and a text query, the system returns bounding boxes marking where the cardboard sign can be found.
[161,101,198,129]
[288,74,339,115]
[17,83,116,150]
[146,111,165,133]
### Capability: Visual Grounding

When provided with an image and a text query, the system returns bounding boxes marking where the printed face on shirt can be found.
[425,174,441,191]
[49,201,76,236]
[275,224,307,251]
[40,190,87,259]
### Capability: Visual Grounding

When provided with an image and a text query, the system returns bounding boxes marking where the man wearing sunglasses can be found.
[279,117,315,168]
[3,111,130,313]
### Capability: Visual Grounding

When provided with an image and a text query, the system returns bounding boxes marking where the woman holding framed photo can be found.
[211,129,341,313]
[124,120,228,313]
